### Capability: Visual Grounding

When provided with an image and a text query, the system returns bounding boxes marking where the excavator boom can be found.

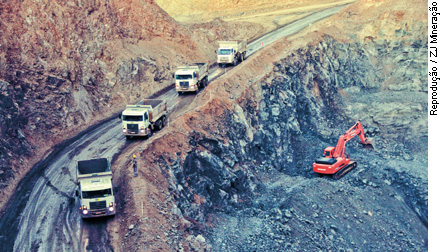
[333,122,372,158]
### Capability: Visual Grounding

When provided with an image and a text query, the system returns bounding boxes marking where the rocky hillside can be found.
[0,0,211,211]
[112,0,428,251]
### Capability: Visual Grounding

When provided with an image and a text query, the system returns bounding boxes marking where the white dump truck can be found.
[217,40,247,67]
[174,63,209,94]
[75,158,116,218]
[120,99,167,139]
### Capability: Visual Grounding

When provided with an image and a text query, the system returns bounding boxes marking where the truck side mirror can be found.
[215,50,217,54]
[114,186,119,194]
[75,189,79,197]
[172,73,175,78]
[118,113,122,119]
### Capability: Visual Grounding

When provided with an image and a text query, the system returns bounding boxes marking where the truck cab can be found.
[120,99,167,138]
[175,69,199,92]
[121,106,152,138]
[217,47,235,65]
[174,63,208,94]
[217,40,247,66]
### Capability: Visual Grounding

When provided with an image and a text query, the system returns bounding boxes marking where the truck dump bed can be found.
[177,62,206,71]
[136,99,163,109]
[78,158,110,175]
[218,40,247,53]
[131,99,167,122]
[176,63,208,78]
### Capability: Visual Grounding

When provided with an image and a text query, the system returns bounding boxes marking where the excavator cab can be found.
[323,147,335,158]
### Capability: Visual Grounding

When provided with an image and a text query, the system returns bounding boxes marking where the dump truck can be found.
[75,158,116,218]
[120,99,167,139]
[217,40,247,67]
[174,63,209,94]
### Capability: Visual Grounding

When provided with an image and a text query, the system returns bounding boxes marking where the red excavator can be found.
[313,121,373,179]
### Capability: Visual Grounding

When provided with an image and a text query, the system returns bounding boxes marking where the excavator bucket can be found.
[361,138,374,150]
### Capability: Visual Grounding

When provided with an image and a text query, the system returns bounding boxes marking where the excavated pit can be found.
[165,35,427,251]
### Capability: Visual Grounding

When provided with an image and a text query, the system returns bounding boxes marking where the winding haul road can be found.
[0,5,347,252]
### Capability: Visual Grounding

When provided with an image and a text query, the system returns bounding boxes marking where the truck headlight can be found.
[83,209,88,215]
[109,206,115,212]
[123,128,127,133]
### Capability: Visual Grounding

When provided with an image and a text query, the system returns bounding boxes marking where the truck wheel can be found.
[241,54,244,62]
[147,129,152,138]
[157,119,163,130]
[125,136,131,140]
[233,58,237,66]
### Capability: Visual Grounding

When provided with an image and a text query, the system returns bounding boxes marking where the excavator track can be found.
[332,161,357,180]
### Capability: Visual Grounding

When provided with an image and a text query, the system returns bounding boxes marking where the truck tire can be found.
[241,53,244,62]
[157,119,163,130]
[147,128,152,138]
[125,136,131,140]
[233,58,237,66]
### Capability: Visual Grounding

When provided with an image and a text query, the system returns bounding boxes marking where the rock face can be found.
[0,0,208,209]
[250,35,427,176]
[143,13,428,252]
[137,31,426,251]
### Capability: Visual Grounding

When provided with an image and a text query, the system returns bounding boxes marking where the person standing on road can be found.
[133,153,138,177]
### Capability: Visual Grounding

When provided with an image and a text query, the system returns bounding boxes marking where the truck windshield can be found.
[123,115,143,121]
[82,189,112,199]
[218,49,232,55]
[176,74,192,80]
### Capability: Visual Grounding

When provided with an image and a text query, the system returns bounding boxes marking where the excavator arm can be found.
[332,122,372,158]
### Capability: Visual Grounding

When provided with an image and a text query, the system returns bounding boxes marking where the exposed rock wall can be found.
[247,35,427,176]
[154,34,427,250]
